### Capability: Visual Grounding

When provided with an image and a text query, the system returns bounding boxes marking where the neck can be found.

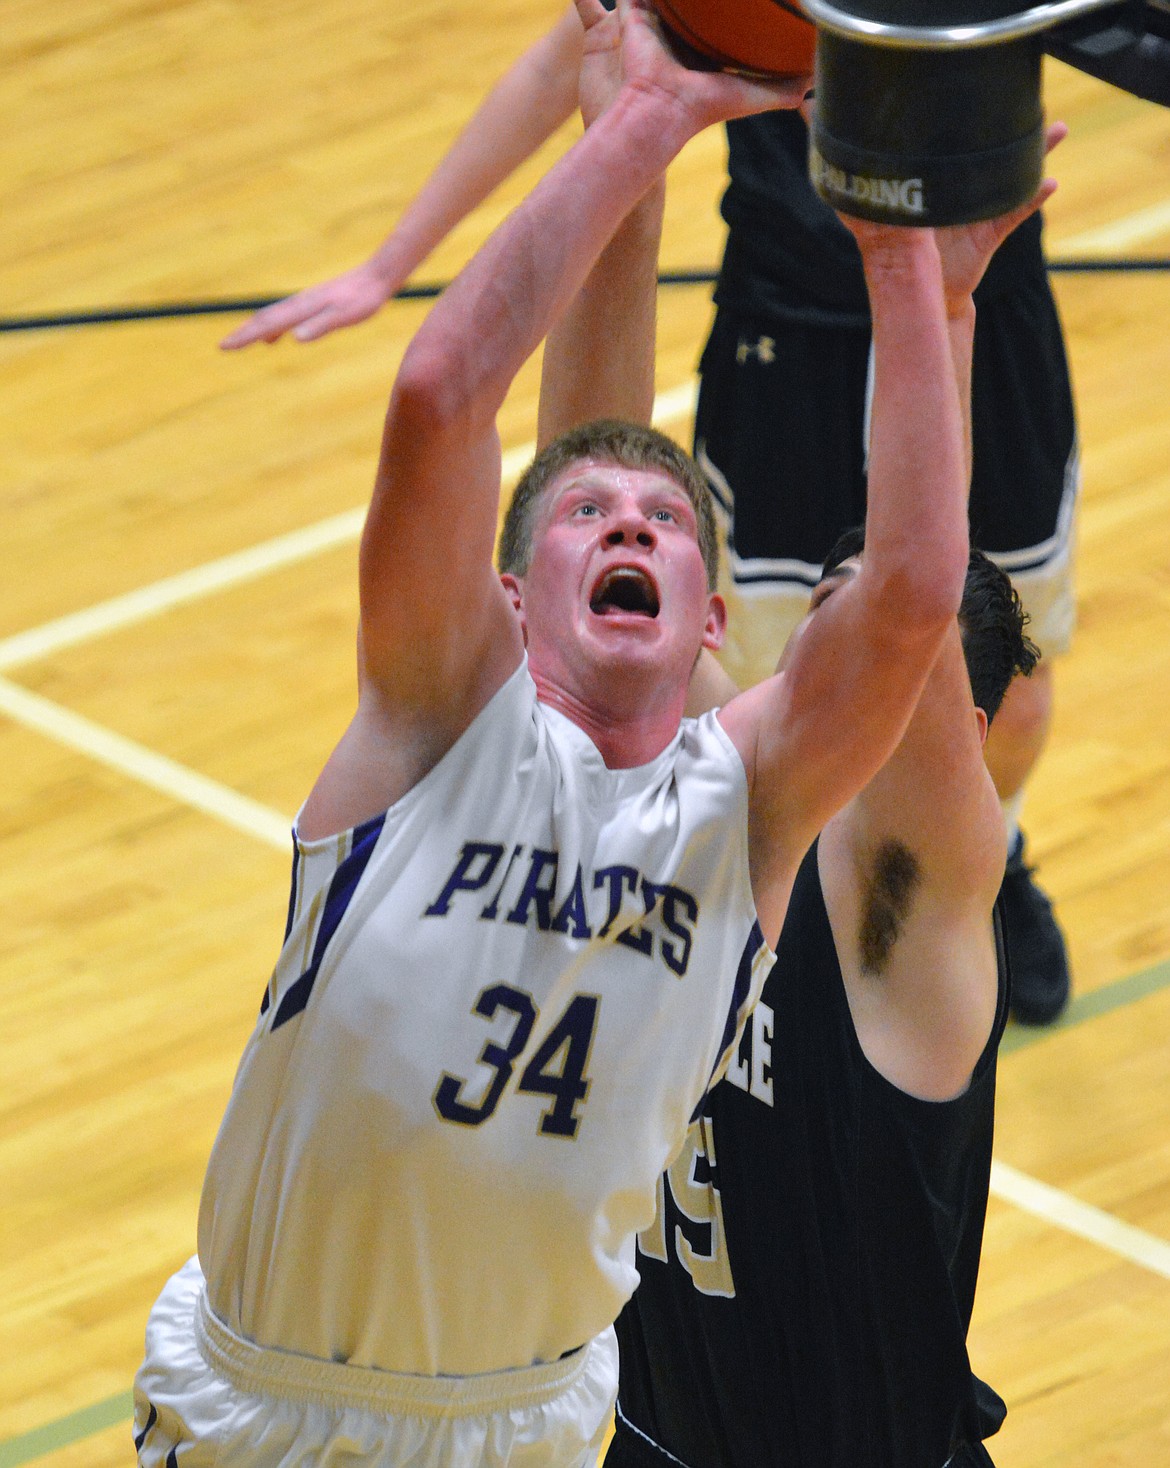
[531,673,686,769]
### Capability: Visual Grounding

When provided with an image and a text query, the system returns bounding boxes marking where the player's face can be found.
[511,459,724,707]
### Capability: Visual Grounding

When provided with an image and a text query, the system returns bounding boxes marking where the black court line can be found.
[1,259,1167,334]
[0,286,440,333]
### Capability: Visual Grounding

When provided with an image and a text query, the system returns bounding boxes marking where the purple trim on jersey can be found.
[262,832,303,1017]
[271,814,386,1032]
[690,920,765,1123]
[133,1402,157,1452]
[282,836,301,943]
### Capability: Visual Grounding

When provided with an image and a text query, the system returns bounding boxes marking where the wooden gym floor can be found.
[2,2,1169,1464]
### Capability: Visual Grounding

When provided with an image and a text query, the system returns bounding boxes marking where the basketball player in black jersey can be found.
[591,129,1049,1468]
[606,539,1035,1468]
[697,108,1075,1030]
[525,14,1056,1466]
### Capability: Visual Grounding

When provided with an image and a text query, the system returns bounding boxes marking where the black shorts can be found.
[694,275,1079,681]
[604,1408,998,1468]
[946,1443,998,1467]
[604,1408,695,1468]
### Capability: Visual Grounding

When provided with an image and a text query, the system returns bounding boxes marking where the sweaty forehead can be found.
[538,460,696,525]
[547,458,687,499]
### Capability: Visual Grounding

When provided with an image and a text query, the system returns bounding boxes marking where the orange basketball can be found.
[653,0,816,79]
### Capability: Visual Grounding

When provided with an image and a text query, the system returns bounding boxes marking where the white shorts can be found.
[134,1258,618,1468]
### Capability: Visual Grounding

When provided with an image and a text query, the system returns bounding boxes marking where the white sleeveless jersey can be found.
[197,662,773,1378]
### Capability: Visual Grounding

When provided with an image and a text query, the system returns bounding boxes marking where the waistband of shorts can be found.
[195,1285,591,1417]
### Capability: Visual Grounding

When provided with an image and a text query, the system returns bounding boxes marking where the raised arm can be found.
[298,2,810,839]
[537,0,812,459]
[818,614,1007,1097]
[815,160,1061,1095]
[537,0,664,445]
[934,120,1066,475]
[837,146,1064,906]
[222,6,585,349]
[719,225,970,944]
[823,133,1066,912]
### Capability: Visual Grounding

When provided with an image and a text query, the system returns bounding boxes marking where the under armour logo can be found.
[736,335,776,365]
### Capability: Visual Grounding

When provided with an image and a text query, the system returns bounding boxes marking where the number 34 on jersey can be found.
[433,982,600,1140]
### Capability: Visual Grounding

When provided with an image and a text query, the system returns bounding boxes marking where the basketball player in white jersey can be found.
[133,4,973,1465]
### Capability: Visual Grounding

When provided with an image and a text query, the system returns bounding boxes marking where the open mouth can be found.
[589,566,660,618]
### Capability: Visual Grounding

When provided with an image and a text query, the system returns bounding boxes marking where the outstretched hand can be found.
[220,260,393,350]
[574,0,811,135]
[837,122,1067,309]
[934,122,1066,309]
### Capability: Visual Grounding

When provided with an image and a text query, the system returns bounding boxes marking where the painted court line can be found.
[0,508,365,673]
[1001,956,1170,1054]
[0,677,291,851]
[1057,198,1170,256]
[0,1391,133,1468]
[0,384,697,675]
[991,1161,1170,1280]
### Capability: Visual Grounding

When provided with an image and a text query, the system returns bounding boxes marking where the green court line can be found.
[7,955,1170,1465]
[0,1391,133,1468]
[1000,951,1170,1054]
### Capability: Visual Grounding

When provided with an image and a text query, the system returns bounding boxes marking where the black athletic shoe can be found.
[1000,832,1071,1026]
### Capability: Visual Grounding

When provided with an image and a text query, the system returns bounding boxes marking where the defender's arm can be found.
[720,228,969,946]
[222,6,585,349]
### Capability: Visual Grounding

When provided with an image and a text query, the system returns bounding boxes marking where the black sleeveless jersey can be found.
[610,839,1011,1468]
[714,111,1045,326]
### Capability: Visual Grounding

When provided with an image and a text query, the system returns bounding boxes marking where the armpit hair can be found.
[858,839,922,975]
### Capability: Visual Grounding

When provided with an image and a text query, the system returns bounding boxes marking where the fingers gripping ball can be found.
[652,0,815,77]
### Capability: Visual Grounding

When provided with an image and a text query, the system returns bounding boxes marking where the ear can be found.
[702,592,728,652]
[499,573,528,643]
[975,705,989,746]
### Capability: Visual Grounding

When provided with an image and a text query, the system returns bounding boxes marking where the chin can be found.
[604,642,693,696]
